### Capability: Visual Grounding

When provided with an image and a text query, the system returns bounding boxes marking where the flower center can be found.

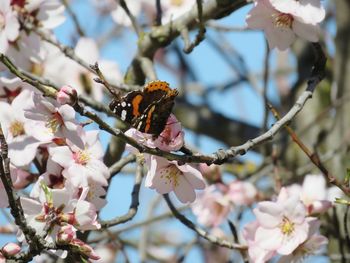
[46,112,63,134]
[161,164,181,188]
[9,120,25,137]
[273,13,294,28]
[281,217,295,235]
[171,0,183,6]
[73,150,91,165]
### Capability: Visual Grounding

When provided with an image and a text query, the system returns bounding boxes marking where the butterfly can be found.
[109,80,178,136]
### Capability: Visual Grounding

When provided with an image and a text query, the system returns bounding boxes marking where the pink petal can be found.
[254,203,283,228]
[255,227,284,251]
[293,20,320,42]
[174,175,196,203]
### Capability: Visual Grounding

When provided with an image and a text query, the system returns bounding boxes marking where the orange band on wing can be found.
[132,95,143,117]
[145,105,156,133]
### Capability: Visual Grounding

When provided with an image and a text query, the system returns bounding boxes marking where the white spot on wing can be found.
[121,101,126,107]
[121,110,127,121]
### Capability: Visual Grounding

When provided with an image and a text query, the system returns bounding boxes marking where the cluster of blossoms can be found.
[246,0,326,50]
[0,82,107,260]
[92,0,196,26]
[192,164,257,228]
[125,114,206,203]
[243,175,341,263]
[0,0,65,66]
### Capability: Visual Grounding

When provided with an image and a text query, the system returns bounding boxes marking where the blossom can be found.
[227,180,257,206]
[287,174,341,215]
[11,0,65,29]
[43,38,121,102]
[0,90,41,167]
[277,218,328,263]
[125,114,184,152]
[24,92,84,148]
[23,178,100,236]
[161,0,196,24]
[243,221,276,263]
[199,163,222,183]
[246,0,325,50]
[0,77,34,103]
[146,155,205,203]
[192,184,231,227]
[49,130,109,187]
[253,188,310,255]
[0,0,20,53]
[110,0,141,27]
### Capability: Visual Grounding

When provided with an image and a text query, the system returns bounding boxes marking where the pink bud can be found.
[2,243,21,256]
[57,85,78,105]
[57,225,76,244]
[308,200,333,215]
[72,239,100,260]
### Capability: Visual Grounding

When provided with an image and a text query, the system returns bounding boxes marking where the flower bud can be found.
[57,225,76,244]
[57,85,78,105]
[2,243,21,256]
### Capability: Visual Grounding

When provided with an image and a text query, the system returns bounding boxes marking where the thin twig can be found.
[109,154,137,178]
[118,0,142,36]
[101,160,143,228]
[181,0,206,53]
[61,0,85,36]
[163,194,247,250]
[89,206,188,244]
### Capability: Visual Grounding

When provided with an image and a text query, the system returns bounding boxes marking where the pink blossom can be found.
[12,0,65,29]
[161,0,196,24]
[92,245,117,263]
[56,85,78,105]
[11,165,33,189]
[253,188,310,255]
[125,114,184,152]
[0,90,41,167]
[49,130,109,187]
[43,38,121,102]
[0,77,34,103]
[192,184,231,227]
[0,165,32,207]
[199,163,222,183]
[1,242,21,256]
[111,0,141,27]
[146,156,205,203]
[0,0,19,53]
[242,221,276,263]
[287,174,339,214]
[24,92,84,148]
[56,225,76,244]
[23,178,101,235]
[246,0,325,50]
[227,180,257,206]
[278,218,328,263]
[71,239,100,260]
